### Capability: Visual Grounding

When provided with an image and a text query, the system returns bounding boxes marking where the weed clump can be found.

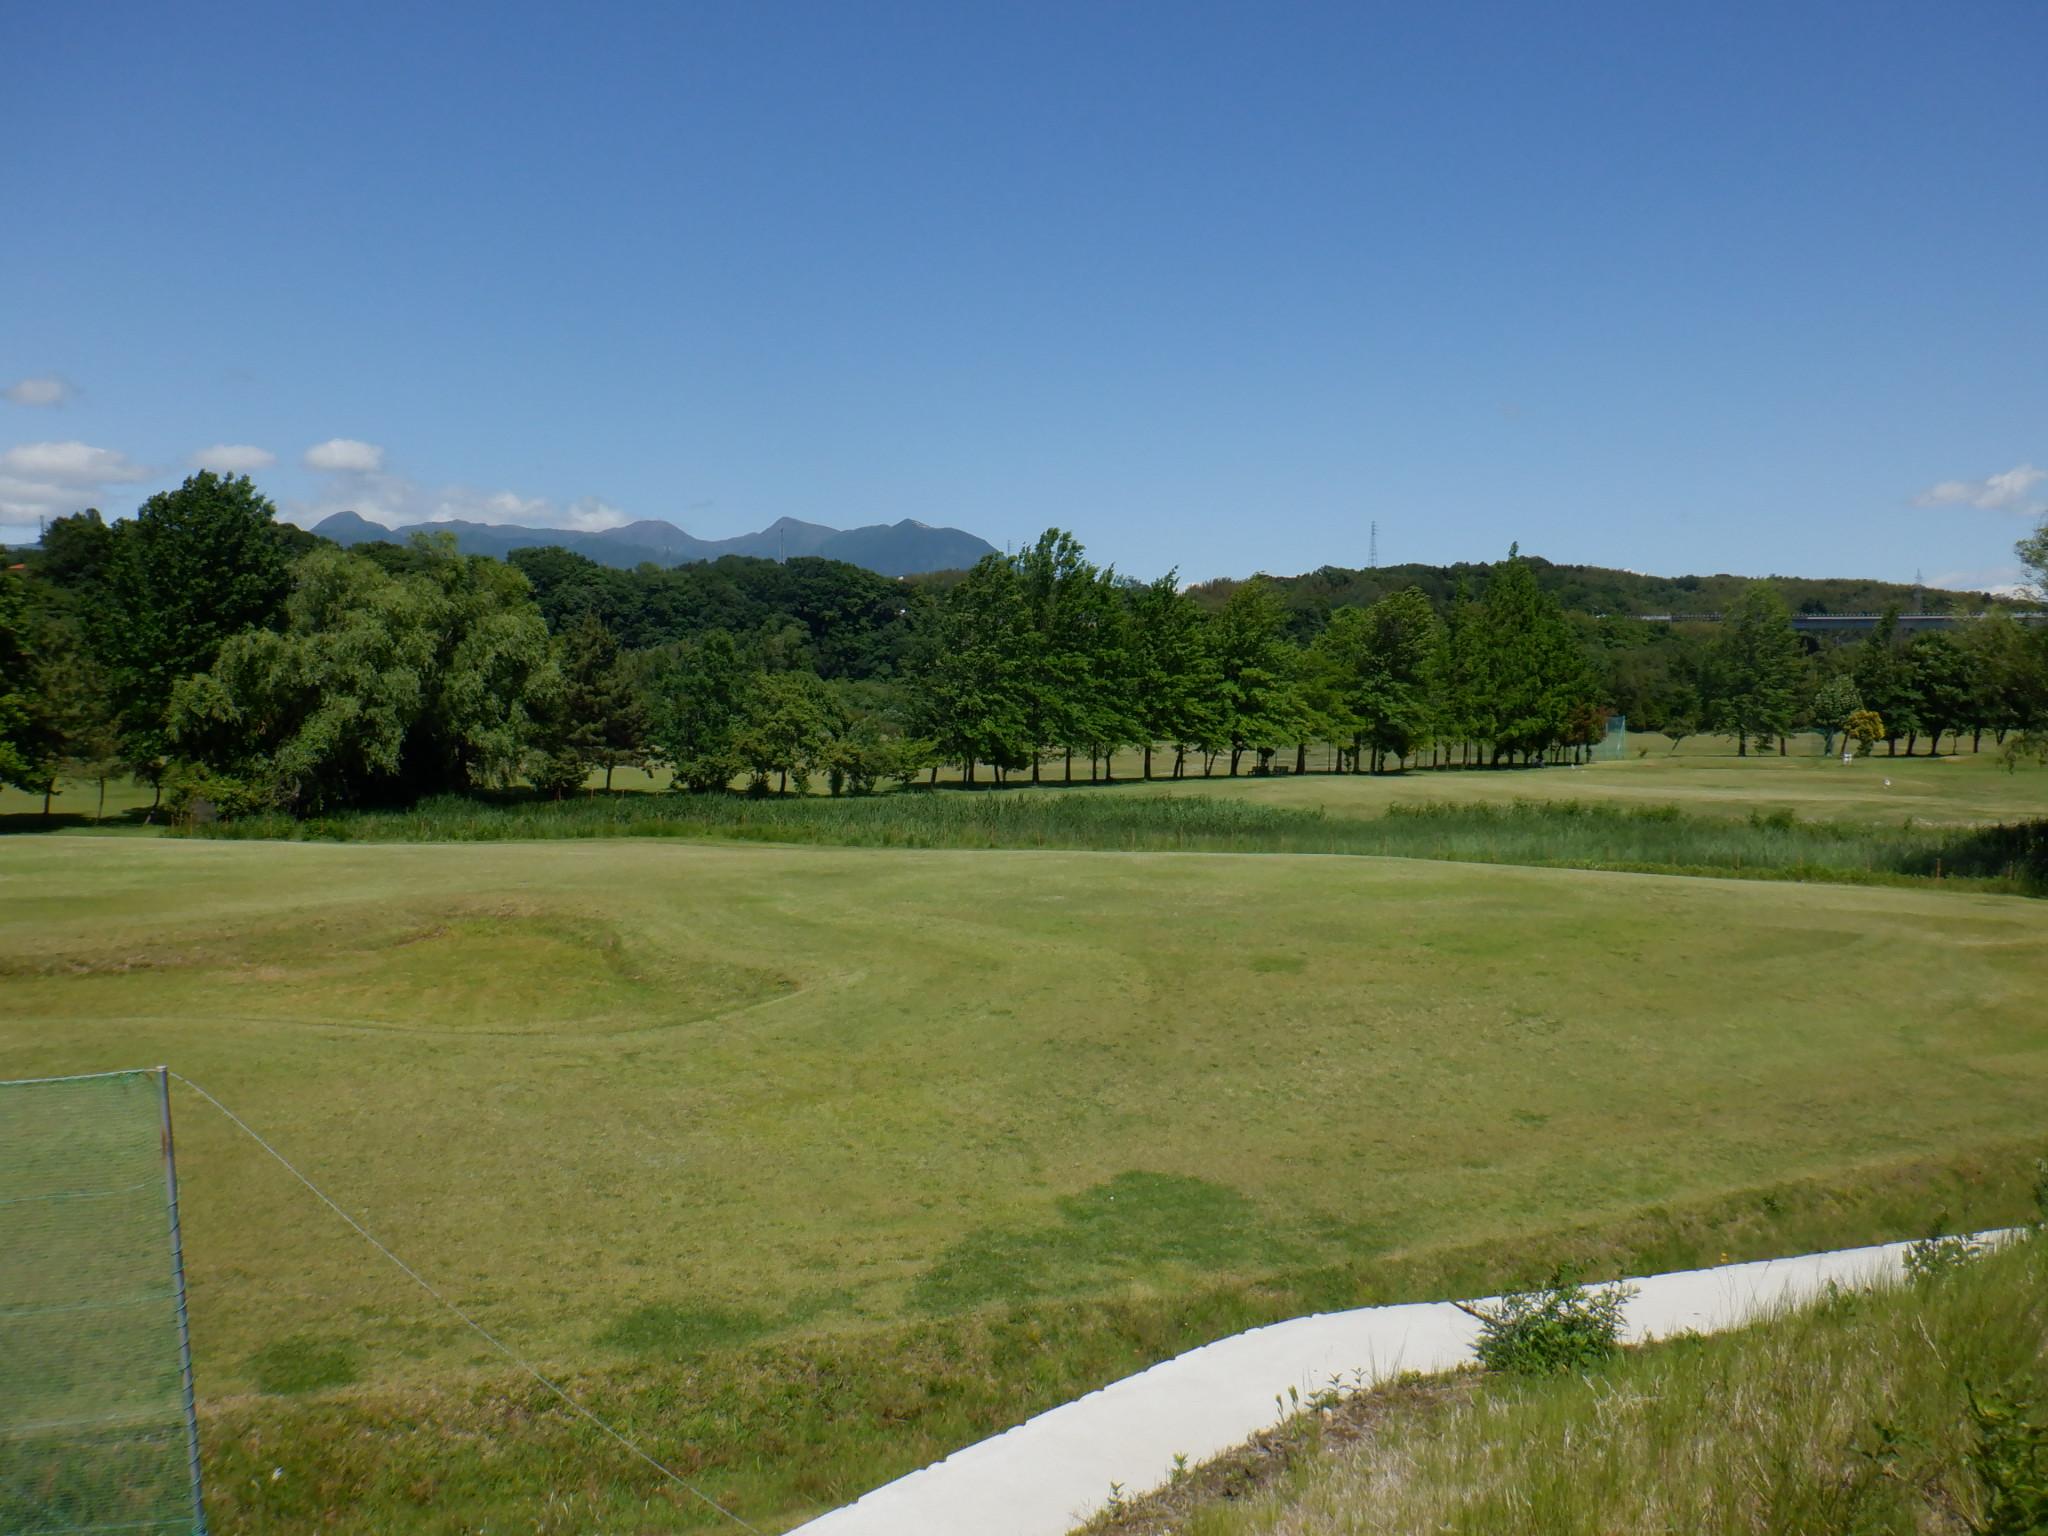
[1463,1269,1636,1376]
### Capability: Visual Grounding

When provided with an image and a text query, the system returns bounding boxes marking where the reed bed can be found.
[181,790,2048,893]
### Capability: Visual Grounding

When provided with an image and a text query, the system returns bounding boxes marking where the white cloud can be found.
[190,443,277,473]
[1914,462,2046,513]
[3,376,70,407]
[0,441,152,524]
[288,458,633,535]
[562,497,630,532]
[1929,566,2032,599]
[0,479,81,523]
[0,441,149,485]
[304,437,386,473]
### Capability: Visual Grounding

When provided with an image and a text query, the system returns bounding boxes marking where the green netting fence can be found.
[1,1069,204,1535]
[1592,713,1628,760]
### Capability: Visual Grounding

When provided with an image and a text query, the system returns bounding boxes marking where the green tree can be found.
[548,612,652,792]
[815,683,915,795]
[1958,612,2038,750]
[653,629,749,793]
[1706,582,1802,755]
[2018,517,2048,600]
[1434,580,1484,765]
[34,508,117,593]
[735,670,831,794]
[905,555,1030,785]
[1014,529,1096,783]
[1853,608,1913,756]
[1810,673,1862,757]
[1903,631,1975,755]
[1314,588,1442,772]
[167,539,561,812]
[1660,708,1698,754]
[1209,577,1303,775]
[1072,566,1140,781]
[0,570,68,801]
[1475,551,1590,763]
[1998,525,2048,768]
[402,537,563,794]
[99,473,294,789]
[1126,571,1218,780]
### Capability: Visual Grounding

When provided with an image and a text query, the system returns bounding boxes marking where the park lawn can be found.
[582,734,2048,827]
[0,773,162,830]
[1107,741,2048,828]
[3,835,2046,1530]
[9,736,2044,836]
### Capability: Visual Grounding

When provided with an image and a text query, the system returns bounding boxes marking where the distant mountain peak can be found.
[305,510,994,577]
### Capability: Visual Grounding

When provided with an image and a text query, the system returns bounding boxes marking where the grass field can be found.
[1115,740,2048,828]
[11,733,2047,838]
[583,736,2048,827]
[5,825,2048,1531]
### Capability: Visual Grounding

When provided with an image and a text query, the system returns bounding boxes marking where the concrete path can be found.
[790,1230,2013,1536]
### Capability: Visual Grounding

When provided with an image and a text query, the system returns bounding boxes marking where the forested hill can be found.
[1191,558,1997,631]
[494,542,2010,690]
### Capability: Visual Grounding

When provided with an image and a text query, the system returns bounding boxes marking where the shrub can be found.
[161,762,276,821]
[1903,1231,1990,1283]
[1464,1269,1636,1376]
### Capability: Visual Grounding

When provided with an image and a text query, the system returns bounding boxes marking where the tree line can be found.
[5,473,2047,816]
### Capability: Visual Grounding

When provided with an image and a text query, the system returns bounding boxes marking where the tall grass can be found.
[1170,1234,2048,1536]
[180,790,2048,893]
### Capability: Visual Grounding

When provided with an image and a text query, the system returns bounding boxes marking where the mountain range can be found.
[306,511,997,577]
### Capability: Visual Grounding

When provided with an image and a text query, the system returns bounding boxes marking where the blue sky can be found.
[3,1,2043,588]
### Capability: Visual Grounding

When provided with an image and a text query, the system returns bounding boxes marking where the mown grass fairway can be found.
[1124,738,2048,828]
[3,831,2047,1530]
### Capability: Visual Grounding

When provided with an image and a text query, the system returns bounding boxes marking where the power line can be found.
[167,1073,765,1536]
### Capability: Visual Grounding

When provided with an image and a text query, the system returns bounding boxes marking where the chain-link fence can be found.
[1,1069,204,1535]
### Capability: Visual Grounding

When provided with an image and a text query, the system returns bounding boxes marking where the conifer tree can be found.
[1706,581,1802,756]
[551,611,651,791]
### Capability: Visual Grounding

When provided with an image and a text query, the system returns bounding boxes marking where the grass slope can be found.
[1110,1237,2048,1536]
[4,837,2047,1529]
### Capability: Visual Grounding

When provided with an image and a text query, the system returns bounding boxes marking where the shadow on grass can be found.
[0,807,158,836]
[1892,819,2048,884]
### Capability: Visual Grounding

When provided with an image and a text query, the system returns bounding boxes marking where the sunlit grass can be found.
[5,836,2047,1530]
[1166,1237,2048,1536]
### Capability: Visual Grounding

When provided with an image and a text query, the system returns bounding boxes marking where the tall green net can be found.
[1,1070,204,1535]
[1592,714,1628,761]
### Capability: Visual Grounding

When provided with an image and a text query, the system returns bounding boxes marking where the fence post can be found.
[157,1067,208,1534]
